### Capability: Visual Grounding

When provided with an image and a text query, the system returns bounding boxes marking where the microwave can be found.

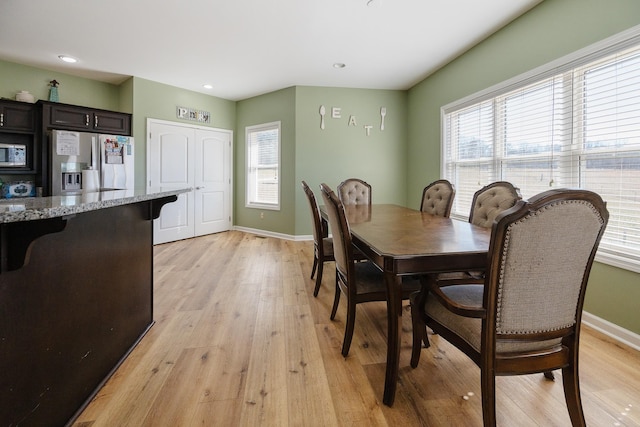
[0,143,27,167]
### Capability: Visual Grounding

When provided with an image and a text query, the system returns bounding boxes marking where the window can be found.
[443,32,640,272]
[246,121,280,210]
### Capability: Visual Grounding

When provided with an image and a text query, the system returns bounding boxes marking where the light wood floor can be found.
[74,231,640,426]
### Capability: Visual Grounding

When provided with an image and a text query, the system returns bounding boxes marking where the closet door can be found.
[148,121,195,244]
[148,119,232,244]
[194,129,232,236]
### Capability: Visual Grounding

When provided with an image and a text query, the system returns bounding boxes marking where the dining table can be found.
[319,203,491,406]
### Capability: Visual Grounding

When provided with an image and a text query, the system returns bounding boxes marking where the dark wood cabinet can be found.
[0,100,37,174]
[0,100,36,133]
[42,102,131,135]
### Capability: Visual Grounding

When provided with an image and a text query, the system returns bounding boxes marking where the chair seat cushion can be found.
[425,285,562,353]
[353,261,387,295]
[353,262,421,296]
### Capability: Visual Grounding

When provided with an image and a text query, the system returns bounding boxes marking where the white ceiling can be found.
[0,0,541,101]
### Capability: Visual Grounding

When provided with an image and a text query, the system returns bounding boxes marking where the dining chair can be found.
[301,180,334,297]
[469,181,522,228]
[409,188,609,426]
[337,178,371,206]
[320,183,421,357]
[434,181,523,286]
[420,179,455,217]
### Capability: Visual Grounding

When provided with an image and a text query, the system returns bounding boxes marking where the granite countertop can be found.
[0,187,191,223]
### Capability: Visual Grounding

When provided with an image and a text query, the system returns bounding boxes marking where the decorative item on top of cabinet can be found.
[40,101,132,135]
[49,79,60,102]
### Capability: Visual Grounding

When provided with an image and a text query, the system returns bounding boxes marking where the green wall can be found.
[234,86,407,236]
[293,86,408,236]
[235,87,296,234]
[130,77,236,189]
[0,59,120,110]
[406,0,640,334]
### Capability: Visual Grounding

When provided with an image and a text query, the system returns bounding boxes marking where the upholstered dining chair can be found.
[434,181,523,286]
[320,183,421,357]
[410,188,609,426]
[469,181,522,228]
[337,178,371,206]
[301,181,334,297]
[420,179,456,217]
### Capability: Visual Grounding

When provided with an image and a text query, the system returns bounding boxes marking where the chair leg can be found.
[544,371,555,381]
[481,367,497,427]
[312,261,324,297]
[310,256,318,279]
[562,363,587,427]
[341,298,357,357]
[330,276,341,320]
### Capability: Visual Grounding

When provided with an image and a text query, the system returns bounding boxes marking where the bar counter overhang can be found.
[0,187,189,426]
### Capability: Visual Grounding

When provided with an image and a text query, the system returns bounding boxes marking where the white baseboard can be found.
[232,226,311,241]
[582,311,640,352]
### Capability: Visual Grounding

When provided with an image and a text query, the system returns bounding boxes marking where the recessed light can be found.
[333,63,346,69]
[203,84,213,89]
[58,55,78,63]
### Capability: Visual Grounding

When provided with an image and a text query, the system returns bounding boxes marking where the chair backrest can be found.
[420,179,455,217]
[484,189,608,345]
[320,183,354,282]
[469,181,522,228]
[337,178,371,206]
[301,181,324,245]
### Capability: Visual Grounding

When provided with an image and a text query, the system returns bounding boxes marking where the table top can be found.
[322,204,491,275]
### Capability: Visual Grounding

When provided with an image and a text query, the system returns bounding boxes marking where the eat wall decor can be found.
[318,105,386,136]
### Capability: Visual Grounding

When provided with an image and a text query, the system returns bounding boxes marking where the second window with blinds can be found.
[246,121,281,210]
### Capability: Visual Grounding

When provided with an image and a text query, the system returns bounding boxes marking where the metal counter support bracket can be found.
[0,217,68,273]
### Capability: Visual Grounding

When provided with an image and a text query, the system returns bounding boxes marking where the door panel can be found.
[148,123,195,244]
[160,136,190,183]
[194,129,231,236]
[148,120,232,244]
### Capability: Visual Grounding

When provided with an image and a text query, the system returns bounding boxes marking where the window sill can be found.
[246,203,280,211]
[594,250,640,274]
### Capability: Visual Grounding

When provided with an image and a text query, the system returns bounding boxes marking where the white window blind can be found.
[443,39,640,271]
[246,121,280,209]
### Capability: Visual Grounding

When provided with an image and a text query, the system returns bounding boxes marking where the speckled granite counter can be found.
[0,187,190,223]
[0,187,187,426]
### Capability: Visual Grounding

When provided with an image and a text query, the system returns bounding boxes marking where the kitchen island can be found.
[0,188,188,426]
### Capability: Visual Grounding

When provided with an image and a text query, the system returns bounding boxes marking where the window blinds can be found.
[246,122,280,208]
[443,42,640,268]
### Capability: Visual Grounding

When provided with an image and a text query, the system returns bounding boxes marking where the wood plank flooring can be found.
[74,231,640,426]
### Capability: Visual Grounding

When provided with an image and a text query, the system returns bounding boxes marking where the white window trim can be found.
[245,121,281,211]
[440,24,640,274]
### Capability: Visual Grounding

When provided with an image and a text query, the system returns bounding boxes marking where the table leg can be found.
[383,272,403,406]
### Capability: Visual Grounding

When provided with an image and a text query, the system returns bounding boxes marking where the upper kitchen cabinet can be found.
[0,99,36,133]
[0,99,37,174]
[40,101,132,135]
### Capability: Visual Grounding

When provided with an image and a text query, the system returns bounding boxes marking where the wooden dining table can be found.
[319,204,491,406]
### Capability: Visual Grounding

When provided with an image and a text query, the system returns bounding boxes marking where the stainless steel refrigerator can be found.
[50,130,134,196]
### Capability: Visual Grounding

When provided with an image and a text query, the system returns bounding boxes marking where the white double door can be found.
[147,119,232,244]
